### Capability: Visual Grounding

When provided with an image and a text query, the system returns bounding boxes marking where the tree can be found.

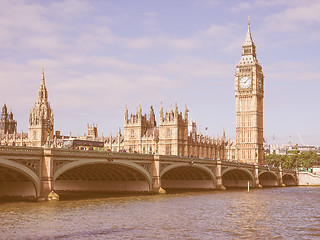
[265,151,320,169]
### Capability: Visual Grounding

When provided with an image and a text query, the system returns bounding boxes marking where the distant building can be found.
[0,104,17,136]
[265,141,320,155]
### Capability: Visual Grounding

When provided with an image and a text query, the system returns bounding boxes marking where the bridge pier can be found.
[152,155,165,193]
[215,160,225,190]
[38,148,58,201]
[278,166,285,187]
[254,164,261,188]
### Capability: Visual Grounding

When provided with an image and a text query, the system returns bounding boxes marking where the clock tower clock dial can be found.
[239,76,252,89]
[235,19,264,164]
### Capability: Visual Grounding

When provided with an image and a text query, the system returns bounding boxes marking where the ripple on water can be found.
[0,187,319,239]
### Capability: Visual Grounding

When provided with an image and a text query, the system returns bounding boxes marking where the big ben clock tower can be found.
[235,19,264,164]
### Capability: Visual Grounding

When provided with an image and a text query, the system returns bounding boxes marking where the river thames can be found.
[0,187,319,239]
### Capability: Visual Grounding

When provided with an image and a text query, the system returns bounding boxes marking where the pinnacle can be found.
[243,18,254,47]
[41,66,45,85]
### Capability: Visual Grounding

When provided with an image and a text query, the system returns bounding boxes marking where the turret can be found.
[1,104,7,120]
[124,105,128,123]
[184,105,188,122]
[138,104,142,121]
[149,105,156,127]
[9,111,13,120]
[159,102,163,122]
[0,104,17,135]
[174,102,178,118]
[222,129,226,142]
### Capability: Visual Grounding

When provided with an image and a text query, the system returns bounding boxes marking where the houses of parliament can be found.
[0,21,264,164]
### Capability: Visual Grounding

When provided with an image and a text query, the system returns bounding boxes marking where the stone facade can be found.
[0,68,54,147]
[105,103,229,159]
[235,20,264,164]
[0,104,17,136]
[28,68,54,147]
[86,123,98,140]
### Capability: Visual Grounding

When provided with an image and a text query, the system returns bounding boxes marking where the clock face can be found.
[258,76,263,90]
[239,76,252,89]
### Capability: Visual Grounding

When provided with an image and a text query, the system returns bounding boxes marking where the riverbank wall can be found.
[298,171,320,186]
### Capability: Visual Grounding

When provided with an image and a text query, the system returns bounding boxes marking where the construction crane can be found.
[297,132,305,146]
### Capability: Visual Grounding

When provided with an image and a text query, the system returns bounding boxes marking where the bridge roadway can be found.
[0,146,297,200]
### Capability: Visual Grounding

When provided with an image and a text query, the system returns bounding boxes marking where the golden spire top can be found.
[248,16,250,26]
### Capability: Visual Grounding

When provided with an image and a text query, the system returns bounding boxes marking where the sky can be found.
[0,0,319,146]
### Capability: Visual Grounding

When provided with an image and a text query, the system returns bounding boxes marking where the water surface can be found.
[0,187,319,239]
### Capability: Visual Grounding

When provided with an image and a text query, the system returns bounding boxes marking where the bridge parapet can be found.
[0,146,43,156]
[258,165,279,172]
[158,154,218,164]
[220,160,256,169]
[52,149,155,161]
[282,169,296,174]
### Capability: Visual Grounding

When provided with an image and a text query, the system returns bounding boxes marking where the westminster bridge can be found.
[0,146,297,200]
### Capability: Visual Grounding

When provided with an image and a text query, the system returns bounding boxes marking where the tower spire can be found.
[29,67,54,147]
[41,66,45,85]
[239,18,258,63]
[37,67,48,103]
[243,16,254,47]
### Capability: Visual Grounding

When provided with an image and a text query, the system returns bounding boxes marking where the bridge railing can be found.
[52,148,155,161]
[0,145,43,156]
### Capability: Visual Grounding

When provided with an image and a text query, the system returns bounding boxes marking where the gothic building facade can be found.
[235,19,264,164]
[106,104,229,159]
[28,68,54,147]
[0,68,54,147]
[0,104,17,136]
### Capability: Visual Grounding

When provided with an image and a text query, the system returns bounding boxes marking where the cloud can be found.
[262,1,320,39]
[126,37,153,49]
[49,0,94,20]
[230,2,252,12]
[229,0,313,13]
[193,0,221,7]
[158,56,234,80]
[265,61,320,82]
[197,23,242,53]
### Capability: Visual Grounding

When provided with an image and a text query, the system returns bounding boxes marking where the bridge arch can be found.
[160,163,215,190]
[0,158,40,197]
[282,173,296,186]
[53,159,152,193]
[222,167,254,188]
[259,171,279,187]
